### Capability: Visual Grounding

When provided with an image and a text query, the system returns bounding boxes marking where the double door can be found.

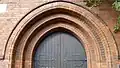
[34,32,87,68]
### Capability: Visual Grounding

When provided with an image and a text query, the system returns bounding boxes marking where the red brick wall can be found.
[0,0,119,68]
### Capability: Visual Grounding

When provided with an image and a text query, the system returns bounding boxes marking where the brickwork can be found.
[0,0,56,59]
[0,0,119,68]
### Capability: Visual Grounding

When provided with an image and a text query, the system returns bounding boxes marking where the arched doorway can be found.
[4,1,118,68]
[34,32,87,68]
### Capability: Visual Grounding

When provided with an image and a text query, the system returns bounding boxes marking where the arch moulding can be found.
[4,1,118,68]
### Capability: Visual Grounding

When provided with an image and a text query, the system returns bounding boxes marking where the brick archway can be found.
[5,1,118,68]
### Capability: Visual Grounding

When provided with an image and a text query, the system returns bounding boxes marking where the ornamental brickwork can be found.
[0,0,119,68]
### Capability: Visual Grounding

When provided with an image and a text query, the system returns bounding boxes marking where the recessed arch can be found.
[4,1,118,68]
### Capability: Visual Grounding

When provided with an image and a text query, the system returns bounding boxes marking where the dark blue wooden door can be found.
[34,32,87,68]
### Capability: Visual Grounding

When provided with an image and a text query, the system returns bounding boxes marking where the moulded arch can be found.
[4,1,118,68]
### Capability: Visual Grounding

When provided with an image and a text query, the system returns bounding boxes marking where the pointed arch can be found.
[4,1,118,68]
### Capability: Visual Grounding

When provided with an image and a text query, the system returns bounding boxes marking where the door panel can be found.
[34,32,87,68]
[60,33,87,68]
[34,33,61,68]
